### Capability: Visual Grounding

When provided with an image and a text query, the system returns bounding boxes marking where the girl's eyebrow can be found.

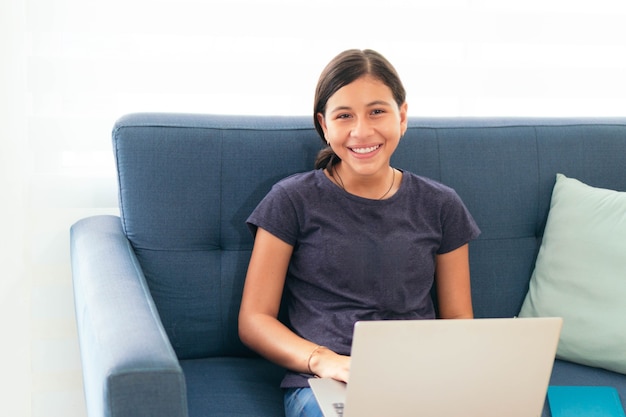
[328,105,352,114]
[328,100,393,114]
[366,100,393,107]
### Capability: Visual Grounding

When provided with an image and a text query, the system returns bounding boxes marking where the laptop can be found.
[309,317,562,417]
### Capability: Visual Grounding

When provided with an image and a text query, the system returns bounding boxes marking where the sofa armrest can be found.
[70,215,188,417]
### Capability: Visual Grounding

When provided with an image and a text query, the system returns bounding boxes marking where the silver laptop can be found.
[309,317,562,417]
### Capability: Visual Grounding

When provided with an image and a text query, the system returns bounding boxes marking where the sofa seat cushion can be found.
[520,174,626,374]
[181,357,285,417]
[545,359,626,416]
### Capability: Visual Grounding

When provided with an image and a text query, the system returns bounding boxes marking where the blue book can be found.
[548,386,625,417]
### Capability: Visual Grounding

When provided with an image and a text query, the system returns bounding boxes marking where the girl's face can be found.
[317,75,408,180]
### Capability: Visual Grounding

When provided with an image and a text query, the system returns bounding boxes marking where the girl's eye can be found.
[372,109,385,115]
[337,113,351,119]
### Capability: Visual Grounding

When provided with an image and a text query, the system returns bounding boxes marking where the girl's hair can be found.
[313,49,406,171]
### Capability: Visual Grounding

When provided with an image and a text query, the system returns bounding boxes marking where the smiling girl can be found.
[239,49,480,417]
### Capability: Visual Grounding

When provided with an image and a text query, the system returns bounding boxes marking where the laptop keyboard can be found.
[332,402,344,416]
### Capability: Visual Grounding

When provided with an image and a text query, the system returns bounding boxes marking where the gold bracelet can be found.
[307,345,326,375]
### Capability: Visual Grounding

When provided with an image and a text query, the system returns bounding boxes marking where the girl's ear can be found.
[399,102,408,136]
[317,112,328,139]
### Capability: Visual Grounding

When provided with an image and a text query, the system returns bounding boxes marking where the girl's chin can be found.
[341,160,388,177]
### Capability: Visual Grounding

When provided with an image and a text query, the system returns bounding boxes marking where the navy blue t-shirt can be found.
[247,169,480,388]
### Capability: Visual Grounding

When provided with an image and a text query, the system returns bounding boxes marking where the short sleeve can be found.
[246,183,300,246]
[437,190,481,254]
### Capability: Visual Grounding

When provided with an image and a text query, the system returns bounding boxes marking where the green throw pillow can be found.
[519,173,626,374]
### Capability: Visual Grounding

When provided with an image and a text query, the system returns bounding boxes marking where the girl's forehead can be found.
[330,76,394,101]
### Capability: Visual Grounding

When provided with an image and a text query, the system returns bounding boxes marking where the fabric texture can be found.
[70,215,188,417]
[113,117,323,360]
[71,114,626,417]
[284,388,324,417]
[181,357,285,417]
[247,169,480,388]
[519,173,626,374]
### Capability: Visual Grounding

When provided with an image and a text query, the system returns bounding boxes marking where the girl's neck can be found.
[330,163,397,200]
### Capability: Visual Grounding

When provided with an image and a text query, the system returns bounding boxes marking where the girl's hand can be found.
[308,346,351,383]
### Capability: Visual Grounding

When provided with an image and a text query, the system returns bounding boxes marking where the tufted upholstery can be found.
[71,114,626,417]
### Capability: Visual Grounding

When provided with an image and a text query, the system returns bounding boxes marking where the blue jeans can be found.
[284,387,323,417]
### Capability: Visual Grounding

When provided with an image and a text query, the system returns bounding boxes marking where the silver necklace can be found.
[333,166,396,200]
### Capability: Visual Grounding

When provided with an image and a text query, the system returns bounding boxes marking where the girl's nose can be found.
[351,117,374,138]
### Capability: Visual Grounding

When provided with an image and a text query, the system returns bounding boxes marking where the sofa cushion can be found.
[181,357,285,417]
[519,174,626,374]
[546,360,626,415]
[113,116,322,359]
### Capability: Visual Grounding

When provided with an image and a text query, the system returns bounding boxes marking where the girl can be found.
[239,49,480,417]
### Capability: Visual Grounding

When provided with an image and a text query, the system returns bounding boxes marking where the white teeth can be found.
[351,145,380,154]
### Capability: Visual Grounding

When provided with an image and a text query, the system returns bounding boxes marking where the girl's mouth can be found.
[349,144,381,155]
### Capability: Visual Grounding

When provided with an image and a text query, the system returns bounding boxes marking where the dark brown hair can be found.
[313,49,406,170]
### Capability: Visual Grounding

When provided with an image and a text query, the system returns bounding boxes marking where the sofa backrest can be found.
[113,113,626,360]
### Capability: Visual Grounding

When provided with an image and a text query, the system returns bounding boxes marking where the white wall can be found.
[1,1,29,415]
[2,1,626,416]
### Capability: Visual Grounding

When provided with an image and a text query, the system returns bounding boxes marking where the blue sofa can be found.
[70,113,626,417]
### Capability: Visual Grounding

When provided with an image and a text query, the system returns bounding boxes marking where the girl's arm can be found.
[238,227,350,382]
[435,243,474,319]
